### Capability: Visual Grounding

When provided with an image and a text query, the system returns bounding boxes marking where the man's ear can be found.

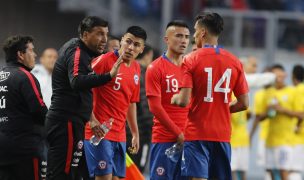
[82,31,89,41]
[164,36,169,44]
[17,51,24,61]
[201,28,207,38]
[140,45,145,54]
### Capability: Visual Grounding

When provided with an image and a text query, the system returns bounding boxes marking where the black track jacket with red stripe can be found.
[49,38,112,121]
[0,62,48,165]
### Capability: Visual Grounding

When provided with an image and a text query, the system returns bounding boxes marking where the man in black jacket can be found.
[0,35,48,180]
[46,16,122,180]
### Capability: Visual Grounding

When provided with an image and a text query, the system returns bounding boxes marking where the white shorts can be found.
[231,147,249,171]
[266,146,292,170]
[290,145,304,171]
[257,139,266,167]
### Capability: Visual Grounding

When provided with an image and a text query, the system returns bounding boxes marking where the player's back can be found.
[182,46,248,142]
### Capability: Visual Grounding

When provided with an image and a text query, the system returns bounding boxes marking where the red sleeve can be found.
[131,65,141,103]
[145,64,161,97]
[147,96,182,136]
[180,56,194,88]
[233,62,249,96]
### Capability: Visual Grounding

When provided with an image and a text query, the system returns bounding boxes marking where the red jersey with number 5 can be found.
[181,47,248,142]
[84,51,140,142]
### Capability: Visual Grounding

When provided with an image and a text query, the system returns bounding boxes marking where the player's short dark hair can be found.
[293,65,304,82]
[195,12,224,36]
[126,26,147,41]
[78,16,108,37]
[271,64,285,71]
[3,35,34,63]
[136,45,153,60]
[166,20,189,30]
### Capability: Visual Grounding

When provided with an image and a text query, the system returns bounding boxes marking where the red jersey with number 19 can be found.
[181,46,248,142]
[84,51,140,142]
[146,55,189,142]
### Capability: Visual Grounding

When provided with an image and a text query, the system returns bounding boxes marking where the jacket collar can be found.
[78,38,100,58]
[6,61,32,71]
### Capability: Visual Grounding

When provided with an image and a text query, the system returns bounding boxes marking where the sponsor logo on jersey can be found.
[166,74,174,78]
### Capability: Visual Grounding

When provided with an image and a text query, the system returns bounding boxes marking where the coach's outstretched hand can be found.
[110,51,125,77]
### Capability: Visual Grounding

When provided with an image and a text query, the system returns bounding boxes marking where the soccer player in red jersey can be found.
[145,20,190,179]
[83,26,146,180]
[171,13,249,180]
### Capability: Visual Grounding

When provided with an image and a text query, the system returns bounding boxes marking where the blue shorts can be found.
[150,142,182,180]
[181,141,232,180]
[84,139,126,178]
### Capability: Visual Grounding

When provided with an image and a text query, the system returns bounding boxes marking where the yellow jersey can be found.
[265,86,297,147]
[293,83,304,145]
[231,109,249,147]
[231,95,249,147]
[254,89,270,140]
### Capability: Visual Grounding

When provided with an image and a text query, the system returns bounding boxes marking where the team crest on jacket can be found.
[134,74,139,85]
[0,71,10,82]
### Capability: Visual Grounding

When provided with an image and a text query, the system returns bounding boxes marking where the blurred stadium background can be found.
[1,0,304,179]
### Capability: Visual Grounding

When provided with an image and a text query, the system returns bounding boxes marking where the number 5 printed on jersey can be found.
[113,76,122,91]
[204,68,231,103]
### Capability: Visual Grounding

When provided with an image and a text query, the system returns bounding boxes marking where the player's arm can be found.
[20,70,48,125]
[229,94,249,113]
[249,91,268,140]
[171,56,193,107]
[270,104,304,119]
[245,72,275,88]
[126,103,139,154]
[250,113,268,141]
[148,96,184,141]
[231,63,250,113]
[171,88,192,107]
[145,63,184,144]
[67,48,123,90]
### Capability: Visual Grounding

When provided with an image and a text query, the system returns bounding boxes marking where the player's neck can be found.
[202,37,218,47]
[165,51,183,66]
[275,83,285,89]
[123,60,132,67]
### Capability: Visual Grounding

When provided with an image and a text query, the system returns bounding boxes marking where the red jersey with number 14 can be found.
[84,51,140,142]
[181,47,248,142]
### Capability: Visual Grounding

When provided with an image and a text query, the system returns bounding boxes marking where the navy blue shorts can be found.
[181,141,232,180]
[84,139,126,178]
[150,142,182,180]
